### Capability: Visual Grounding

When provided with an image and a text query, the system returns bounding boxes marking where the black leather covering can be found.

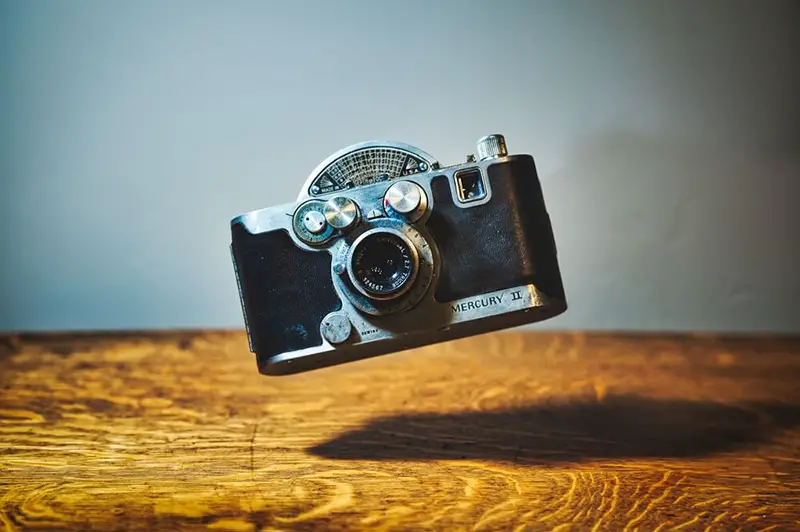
[230,225,341,359]
[426,155,565,303]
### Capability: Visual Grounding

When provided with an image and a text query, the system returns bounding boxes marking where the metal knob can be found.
[324,196,360,230]
[384,181,423,214]
[320,312,352,344]
[476,134,508,161]
[301,210,327,234]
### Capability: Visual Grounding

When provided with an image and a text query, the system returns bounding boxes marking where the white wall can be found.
[1,0,798,332]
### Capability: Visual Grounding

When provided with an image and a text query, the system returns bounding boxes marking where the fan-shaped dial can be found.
[298,141,438,200]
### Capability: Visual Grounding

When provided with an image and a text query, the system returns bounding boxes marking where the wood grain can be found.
[1,330,799,531]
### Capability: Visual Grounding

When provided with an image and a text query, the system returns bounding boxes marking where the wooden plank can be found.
[1,331,799,530]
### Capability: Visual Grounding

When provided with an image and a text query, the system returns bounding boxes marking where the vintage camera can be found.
[230,134,567,375]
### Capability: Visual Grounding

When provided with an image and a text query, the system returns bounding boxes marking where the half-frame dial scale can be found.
[298,141,439,201]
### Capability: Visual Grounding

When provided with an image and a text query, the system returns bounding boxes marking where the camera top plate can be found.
[298,141,439,201]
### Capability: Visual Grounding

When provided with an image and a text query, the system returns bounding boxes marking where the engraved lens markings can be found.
[352,232,415,296]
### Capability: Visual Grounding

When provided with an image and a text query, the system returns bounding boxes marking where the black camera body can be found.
[230,135,567,375]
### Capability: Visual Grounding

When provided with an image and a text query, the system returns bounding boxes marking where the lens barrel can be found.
[348,229,418,299]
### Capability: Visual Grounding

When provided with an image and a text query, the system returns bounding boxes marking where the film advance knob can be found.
[385,181,423,214]
[324,196,360,230]
[476,134,508,161]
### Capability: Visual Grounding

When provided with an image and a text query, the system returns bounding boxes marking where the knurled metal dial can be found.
[476,134,508,161]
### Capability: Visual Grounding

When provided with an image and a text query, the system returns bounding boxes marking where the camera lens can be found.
[349,230,418,298]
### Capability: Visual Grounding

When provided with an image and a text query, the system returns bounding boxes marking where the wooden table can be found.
[1,331,799,530]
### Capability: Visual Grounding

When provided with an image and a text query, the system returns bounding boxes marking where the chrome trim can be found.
[262,282,566,376]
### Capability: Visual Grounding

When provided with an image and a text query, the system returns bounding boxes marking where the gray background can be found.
[1,0,798,333]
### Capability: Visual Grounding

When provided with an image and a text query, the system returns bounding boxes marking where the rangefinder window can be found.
[454,168,486,203]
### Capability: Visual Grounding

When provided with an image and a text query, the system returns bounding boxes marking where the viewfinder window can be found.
[454,168,486,203]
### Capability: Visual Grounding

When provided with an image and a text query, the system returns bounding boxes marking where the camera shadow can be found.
[308,394,800,464]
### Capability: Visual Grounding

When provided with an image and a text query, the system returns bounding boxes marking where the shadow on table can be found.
[308,394,800,463]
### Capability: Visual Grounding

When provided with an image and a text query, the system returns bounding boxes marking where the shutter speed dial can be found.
[384,181,427,223]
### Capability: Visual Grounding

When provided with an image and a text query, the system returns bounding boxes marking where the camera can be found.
[230,134,567,375]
